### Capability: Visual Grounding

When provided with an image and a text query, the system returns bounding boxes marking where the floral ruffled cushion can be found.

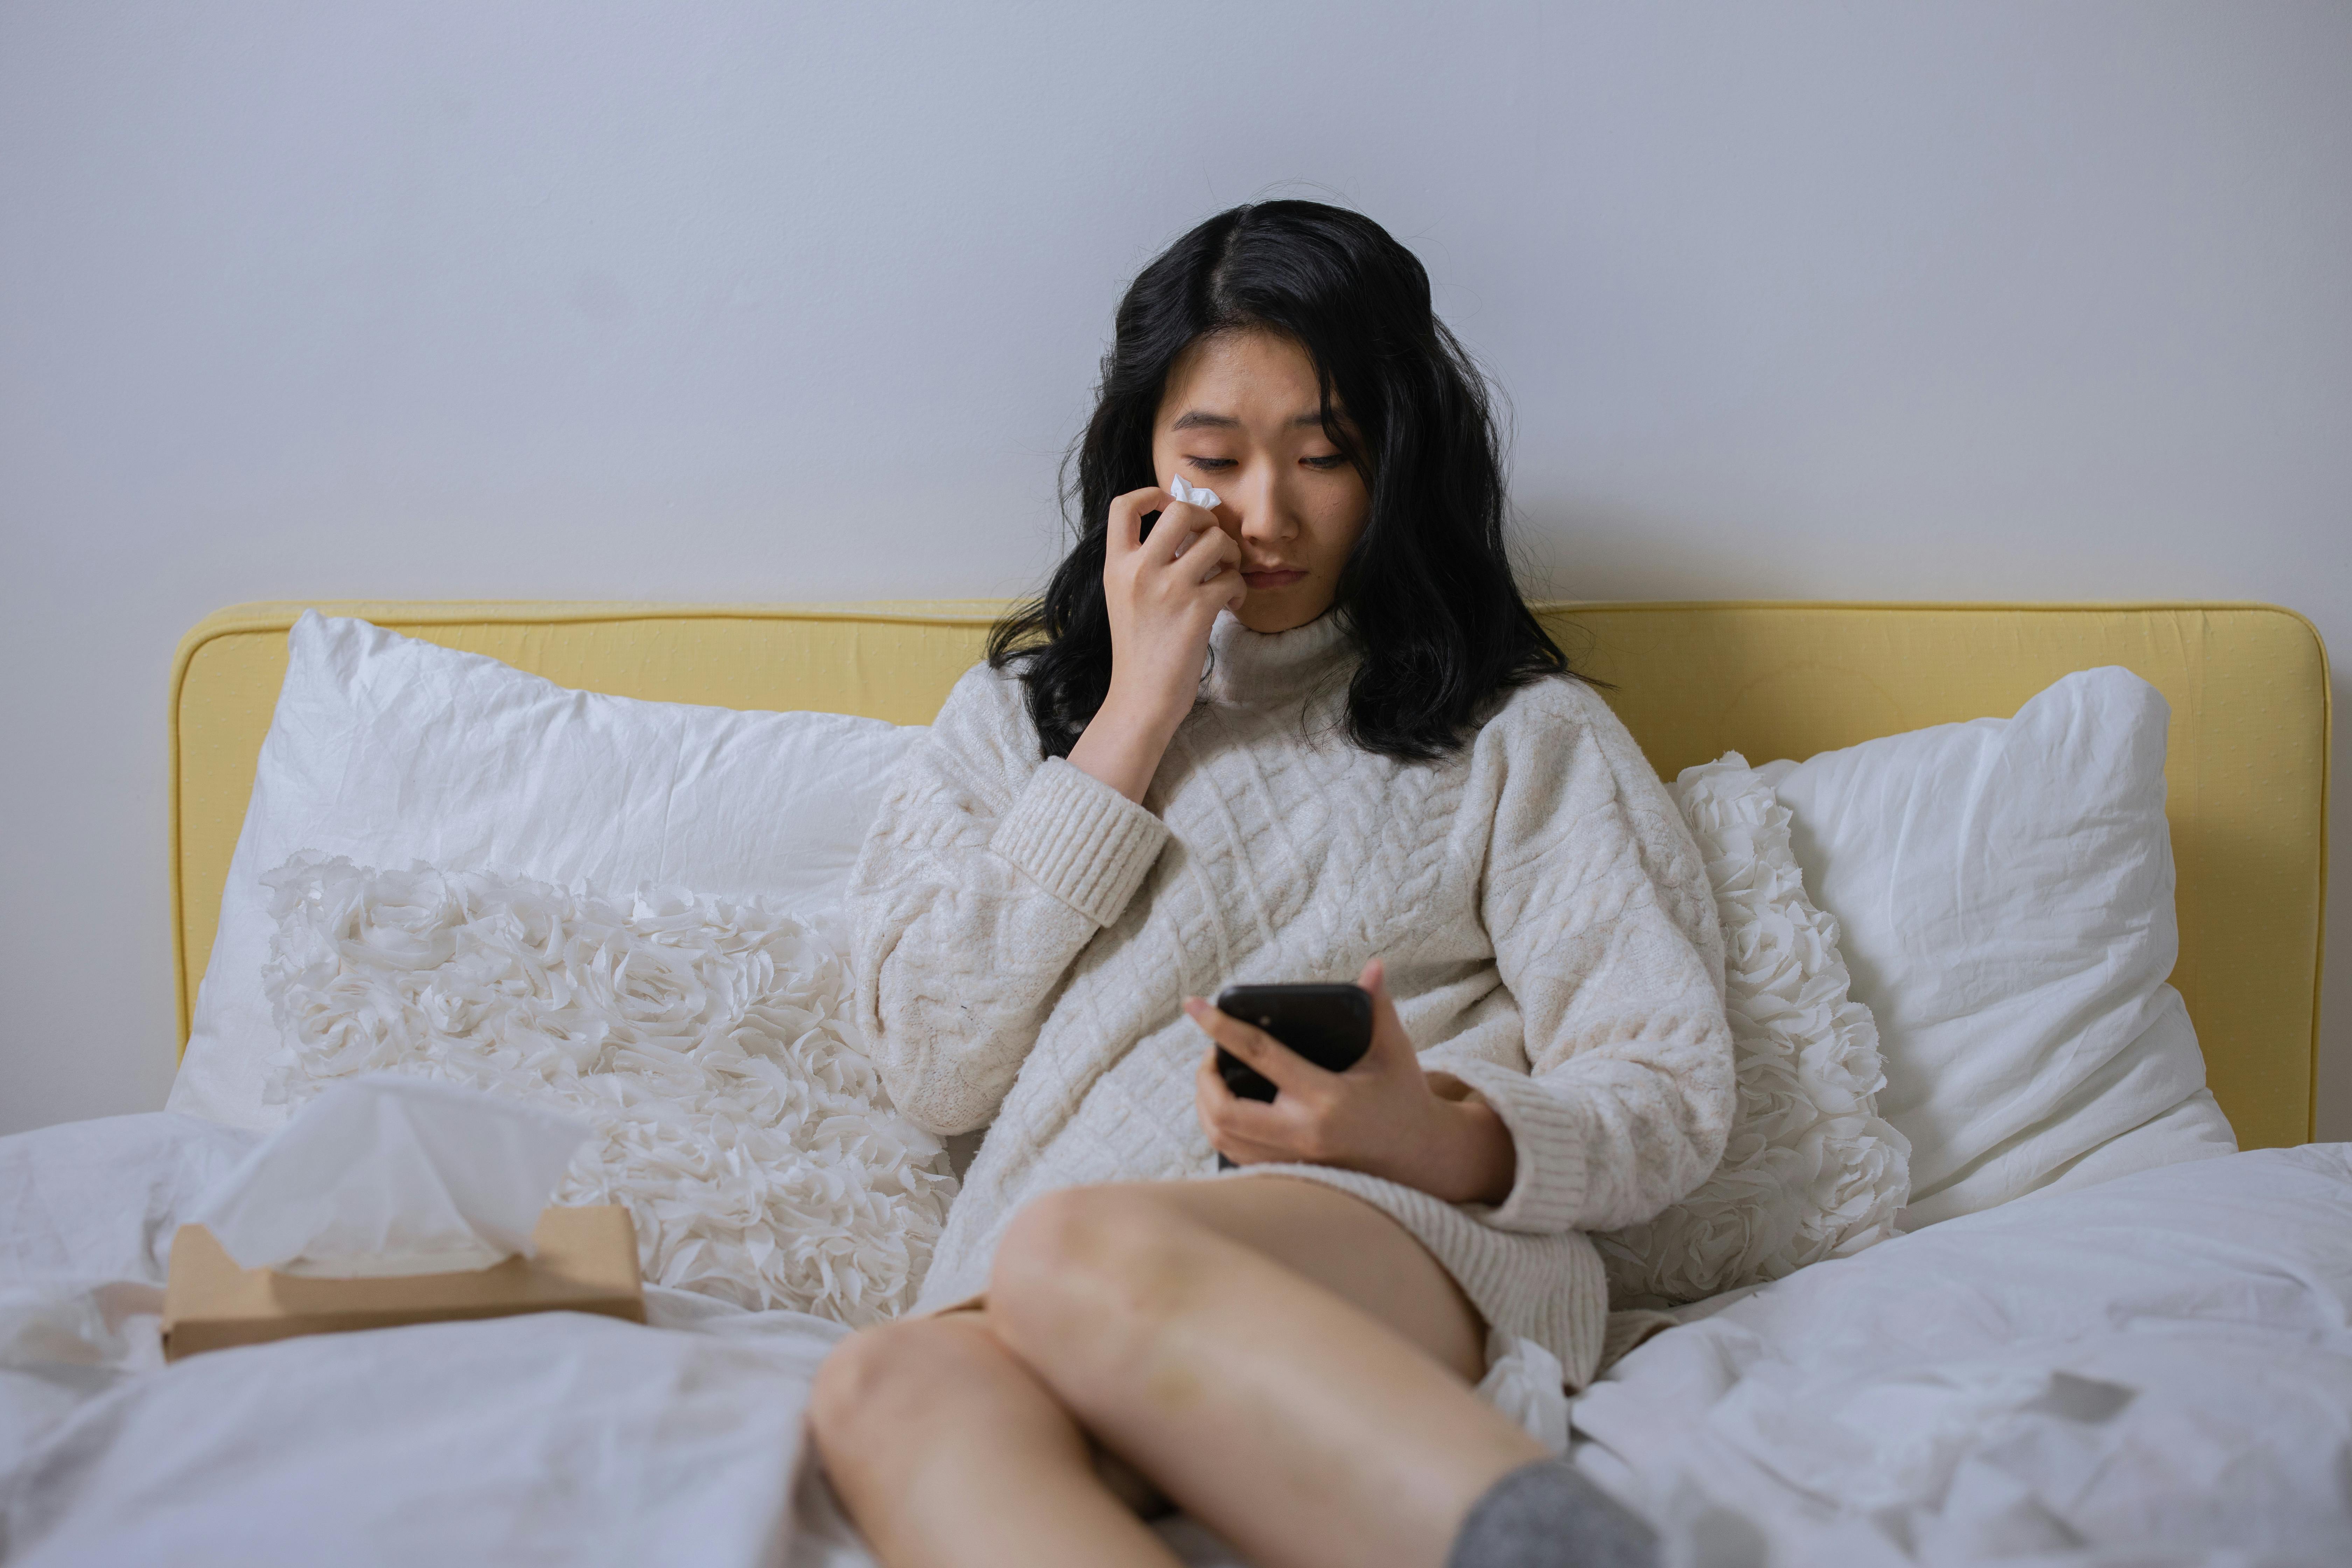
[260,852,955,1325]
[1596,755,1911,1307]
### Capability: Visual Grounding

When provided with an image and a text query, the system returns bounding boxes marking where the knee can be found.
[808,1317,987,1474]
[987,1185,1205,1370]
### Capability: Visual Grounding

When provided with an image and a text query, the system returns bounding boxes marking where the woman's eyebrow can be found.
[1168,409,1335,431]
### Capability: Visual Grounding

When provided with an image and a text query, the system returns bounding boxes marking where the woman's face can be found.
[1150,329,1370,634]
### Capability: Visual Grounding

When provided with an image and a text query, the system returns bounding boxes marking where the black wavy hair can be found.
[987,200,1574,763]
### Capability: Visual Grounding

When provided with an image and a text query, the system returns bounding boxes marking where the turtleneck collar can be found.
[1199,609,1354,708]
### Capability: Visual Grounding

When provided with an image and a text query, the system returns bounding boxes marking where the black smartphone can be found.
[1210,983,1374,1170]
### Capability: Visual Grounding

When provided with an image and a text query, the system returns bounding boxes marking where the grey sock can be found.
[1446,1459,1660,1568]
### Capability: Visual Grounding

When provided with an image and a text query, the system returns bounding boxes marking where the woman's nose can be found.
[1231,468,1300,544]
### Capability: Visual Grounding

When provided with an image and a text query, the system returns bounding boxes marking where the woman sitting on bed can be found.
[812,201,1733,1568]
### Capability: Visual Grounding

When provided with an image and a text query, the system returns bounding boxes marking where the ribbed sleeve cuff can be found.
[990,758,1172,928]
[1446,1059,1590,1234]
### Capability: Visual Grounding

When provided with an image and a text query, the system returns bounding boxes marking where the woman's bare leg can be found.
[808,1309,1183,1568]
[985,1176,1551,1568]
[813,1175,1551,1568]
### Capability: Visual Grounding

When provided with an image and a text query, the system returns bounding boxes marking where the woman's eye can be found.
[1187,457,1237,471]
[1303,454,1347,469]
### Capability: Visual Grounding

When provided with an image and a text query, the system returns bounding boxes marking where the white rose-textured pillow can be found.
[1597,755,1910,1307]
[261,852,956,1326]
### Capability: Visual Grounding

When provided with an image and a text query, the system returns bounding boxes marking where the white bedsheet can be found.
[0,1114,847,1568]
[0,1112,1256,1568]
[5,1114,2345,1566]
[1572,1144,2352,1566]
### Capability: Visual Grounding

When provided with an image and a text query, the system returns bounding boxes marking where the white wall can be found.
[3,1,2347,1139]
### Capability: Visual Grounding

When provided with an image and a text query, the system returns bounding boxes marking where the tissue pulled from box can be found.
[1168,475,1222,509]
[189,1075,589,1278]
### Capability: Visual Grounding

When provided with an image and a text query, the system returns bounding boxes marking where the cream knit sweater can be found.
[847,612,1733,1387]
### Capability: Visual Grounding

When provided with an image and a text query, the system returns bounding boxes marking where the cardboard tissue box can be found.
[163,1204,645,1362]
[165,1076,644,1360]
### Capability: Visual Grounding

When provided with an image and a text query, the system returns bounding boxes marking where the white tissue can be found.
[189,1075,590,1278]
[1168,475,1222,509]
[1476,1331,1571,1455]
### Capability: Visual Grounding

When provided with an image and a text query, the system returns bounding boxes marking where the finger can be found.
[1195,1041,1224,1102]
[1192,1038,1304,1122]
[1188,530,1244,594]
[1194,1046,1230,1148]
[1211,1083,1302,1145]
[1357,959,1415,1068]
[1184,995,1308,1079]
[1191,525,1240,579]
[1195,1045,1260,1159]
[1107,487,1169,558]
[1162,510,1213,564]
[1195,1046,1305,1159]
[1210,1102,1303,1163]
[1182,996,1321,1096]
[1161,510,1204,562]
[1156,503,1215,565]
[1194,1044,1259,1134]
[1184,996,1296,1082]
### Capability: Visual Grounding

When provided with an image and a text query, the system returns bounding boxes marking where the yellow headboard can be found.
[171,600,2330,1147]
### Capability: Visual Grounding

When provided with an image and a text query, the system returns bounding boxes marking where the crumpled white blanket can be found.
[6,1116,2345,1567]
[1571,1144,2352,1567]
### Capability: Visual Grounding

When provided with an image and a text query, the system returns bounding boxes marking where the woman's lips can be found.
[1242,568,1307,590]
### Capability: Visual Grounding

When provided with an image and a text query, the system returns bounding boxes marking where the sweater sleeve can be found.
[1440,691,1734,1235]
[846,666,1172,1136]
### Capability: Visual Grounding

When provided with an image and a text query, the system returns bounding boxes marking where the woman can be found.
[812,201,1732,1568]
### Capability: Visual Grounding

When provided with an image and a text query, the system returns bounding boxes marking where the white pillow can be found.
[260,853,954,1325]
[1756,667,2233,1226]
[169,612,922,1130]
[1598,757,1910,1307]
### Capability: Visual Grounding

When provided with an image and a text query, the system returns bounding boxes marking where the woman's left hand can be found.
[1187,959,1518,1206]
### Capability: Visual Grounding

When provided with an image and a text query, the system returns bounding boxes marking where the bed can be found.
[1,598,2336,1566]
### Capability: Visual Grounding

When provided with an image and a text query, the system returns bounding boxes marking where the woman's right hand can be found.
[1067,485,1243,803]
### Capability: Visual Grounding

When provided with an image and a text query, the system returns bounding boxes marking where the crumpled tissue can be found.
[1168,475,1222,509]
[1476,1330,1570,1455]
[188,1075,590,1278]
